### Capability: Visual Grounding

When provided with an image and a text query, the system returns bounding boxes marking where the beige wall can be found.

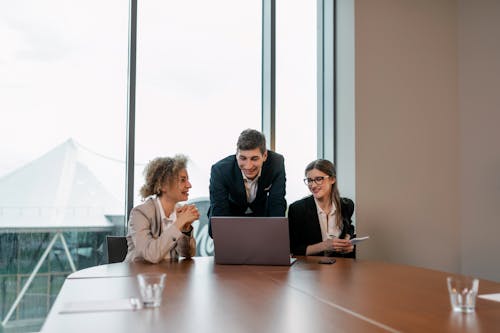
[355,0,460,272]
[458,0,500,281]
[355,0,500,282]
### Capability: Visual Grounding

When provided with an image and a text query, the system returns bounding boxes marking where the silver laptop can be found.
[211,216,297,266]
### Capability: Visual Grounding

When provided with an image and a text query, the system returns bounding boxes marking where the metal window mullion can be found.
[262,0,276,151]
[317,0,336,163]
[125,0,138,230]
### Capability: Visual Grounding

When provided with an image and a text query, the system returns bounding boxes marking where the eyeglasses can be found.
[303,176,330,186]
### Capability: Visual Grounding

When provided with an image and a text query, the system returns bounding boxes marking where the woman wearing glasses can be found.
[288,159,355,257]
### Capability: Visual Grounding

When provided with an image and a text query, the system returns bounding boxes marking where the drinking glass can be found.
[137,273,166,308]
[447,276,479,313]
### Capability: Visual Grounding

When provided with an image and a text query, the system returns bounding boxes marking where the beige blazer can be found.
[124,197,196,263]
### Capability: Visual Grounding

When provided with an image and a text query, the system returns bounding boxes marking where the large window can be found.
[276,0,317,203]
[134,1,261,254]
[1,1,342,331]
[0,1,128,331]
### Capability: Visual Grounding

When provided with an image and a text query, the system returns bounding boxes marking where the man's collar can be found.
[241,169,262,183]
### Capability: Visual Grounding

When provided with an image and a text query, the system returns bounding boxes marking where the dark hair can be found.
[236,129,266,154]
[305,159,342,229]
[139,155,188,199]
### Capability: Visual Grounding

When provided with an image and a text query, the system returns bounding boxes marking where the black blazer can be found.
[208,150,287,237]
[288,195,355,258]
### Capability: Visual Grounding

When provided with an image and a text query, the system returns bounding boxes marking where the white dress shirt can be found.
[314,198,341,241]
[241,170,262,214]
[157,197,182,259]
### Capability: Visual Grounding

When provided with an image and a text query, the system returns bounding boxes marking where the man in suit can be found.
[208,129,286,237]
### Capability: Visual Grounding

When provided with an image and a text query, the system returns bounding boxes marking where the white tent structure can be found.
[0,138,121,231]
[0,138,123,326]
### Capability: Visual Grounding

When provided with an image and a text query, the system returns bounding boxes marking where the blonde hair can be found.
[139,155,188,199]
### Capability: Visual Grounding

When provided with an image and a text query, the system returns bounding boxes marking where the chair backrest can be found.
[187,197,214,256]
[106,236,128,263]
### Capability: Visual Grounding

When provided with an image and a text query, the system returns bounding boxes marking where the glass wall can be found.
[134,0,262,255]
[0,1,341,331]
[0,1,128,331]
[336,0,356,202]
[275,0,317,204]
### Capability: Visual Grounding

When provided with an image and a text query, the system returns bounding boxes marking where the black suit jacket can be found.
[288,195,355,258]
[208,150,287,237]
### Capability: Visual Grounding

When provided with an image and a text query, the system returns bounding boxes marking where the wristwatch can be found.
[182,226,193,237]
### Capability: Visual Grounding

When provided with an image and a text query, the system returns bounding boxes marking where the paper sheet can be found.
[59,298,142,314]
[478,293,500,303]
[351,236,370,244]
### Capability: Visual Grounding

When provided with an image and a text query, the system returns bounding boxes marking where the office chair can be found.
[106,236,128,263]
[187,197,214,256]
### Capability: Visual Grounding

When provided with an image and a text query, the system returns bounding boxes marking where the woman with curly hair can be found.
[124,155,199,263]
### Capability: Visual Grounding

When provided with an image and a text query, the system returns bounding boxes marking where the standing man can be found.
[208,129,287,237]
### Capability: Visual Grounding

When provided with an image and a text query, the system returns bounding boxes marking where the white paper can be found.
[350,236,370,244]
[478,293,500,303]
[59,298,142,314]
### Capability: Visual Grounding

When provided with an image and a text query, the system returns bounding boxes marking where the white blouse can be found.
[313,198,341,241]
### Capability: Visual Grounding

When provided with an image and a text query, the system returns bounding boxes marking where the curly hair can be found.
[139,155,188,199]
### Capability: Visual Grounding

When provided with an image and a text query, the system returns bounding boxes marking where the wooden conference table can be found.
[41,257,500,333]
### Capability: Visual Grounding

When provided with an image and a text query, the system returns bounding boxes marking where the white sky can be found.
[0,0,317,207]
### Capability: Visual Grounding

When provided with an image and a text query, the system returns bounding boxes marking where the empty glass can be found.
[447,276,479,313]
[137,273,166,308]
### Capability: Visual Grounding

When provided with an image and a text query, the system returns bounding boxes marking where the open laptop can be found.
[211,216,297,266]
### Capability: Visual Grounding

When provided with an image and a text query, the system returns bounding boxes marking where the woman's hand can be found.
[174,204,200,231]
[326,237,354,254]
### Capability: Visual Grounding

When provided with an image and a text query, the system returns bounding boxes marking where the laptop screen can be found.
[211,216,294,265]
